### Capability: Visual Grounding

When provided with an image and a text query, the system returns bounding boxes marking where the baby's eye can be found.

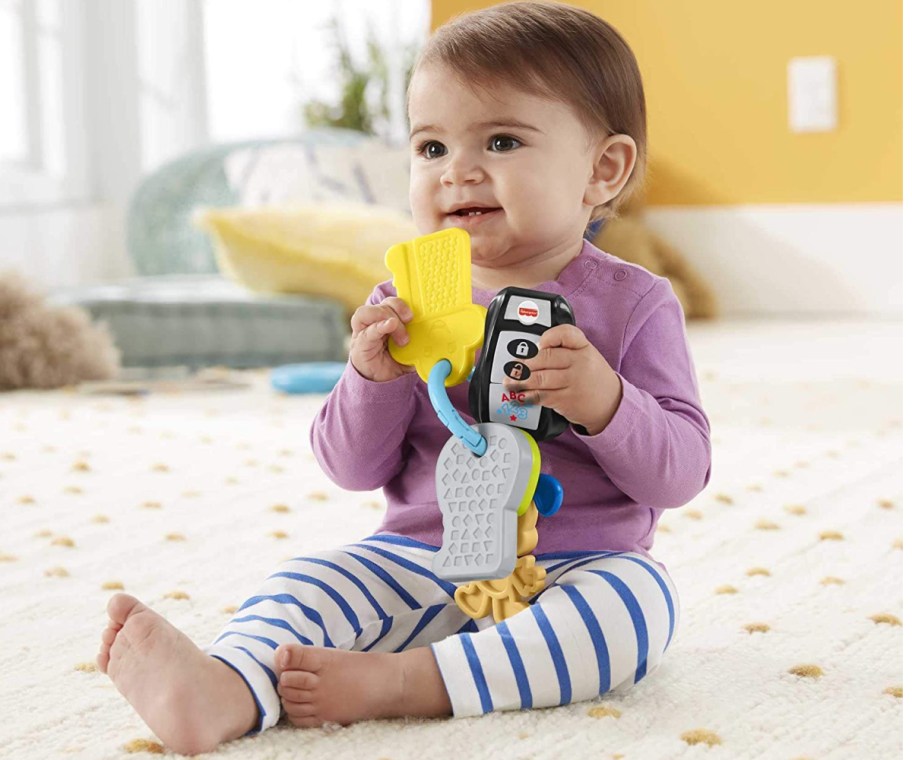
[418,141,447,159]
[489,135,522,153]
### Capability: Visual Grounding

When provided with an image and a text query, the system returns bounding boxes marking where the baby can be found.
[97,2,711,754]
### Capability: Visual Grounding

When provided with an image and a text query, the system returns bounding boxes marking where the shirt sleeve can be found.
[572,277,712,509]
[308,285,421,491]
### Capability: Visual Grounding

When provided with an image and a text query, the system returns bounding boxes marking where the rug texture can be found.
[0,319,902,760]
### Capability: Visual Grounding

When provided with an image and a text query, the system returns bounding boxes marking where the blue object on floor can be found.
[270,362,347,394]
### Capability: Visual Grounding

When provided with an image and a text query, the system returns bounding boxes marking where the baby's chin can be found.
[410,220,512,263]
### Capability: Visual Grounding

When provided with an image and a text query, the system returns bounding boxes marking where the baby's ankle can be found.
[397,648,452,718]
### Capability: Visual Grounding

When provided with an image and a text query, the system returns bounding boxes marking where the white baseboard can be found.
[642,203,902,317]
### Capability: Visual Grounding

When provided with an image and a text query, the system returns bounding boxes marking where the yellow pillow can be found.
[194,203,419,314]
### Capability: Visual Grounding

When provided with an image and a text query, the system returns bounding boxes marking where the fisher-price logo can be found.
[516,300,539,325]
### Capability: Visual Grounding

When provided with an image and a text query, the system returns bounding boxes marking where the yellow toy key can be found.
[384,228,487,386]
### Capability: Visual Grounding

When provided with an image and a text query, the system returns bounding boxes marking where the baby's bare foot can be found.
[275,645,452,728]
[97,593,258,755]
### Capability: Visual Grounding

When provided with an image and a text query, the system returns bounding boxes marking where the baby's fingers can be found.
[378,316,411,347]
[351,300,412,346]
[351,298,412,330]
[503,366,573,411]
[538,324,589,351]
[354,316,406,350]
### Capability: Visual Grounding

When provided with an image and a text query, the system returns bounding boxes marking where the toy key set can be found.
[384,228,574,622]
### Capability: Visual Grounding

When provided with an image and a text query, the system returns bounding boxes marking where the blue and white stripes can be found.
[204,534,678,731]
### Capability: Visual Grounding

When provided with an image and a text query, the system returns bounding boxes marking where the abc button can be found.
[507,339,538,359]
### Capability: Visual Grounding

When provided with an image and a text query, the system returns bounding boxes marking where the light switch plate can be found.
[787,56,838,133]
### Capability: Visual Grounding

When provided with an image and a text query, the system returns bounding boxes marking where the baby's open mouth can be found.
[451,207,500,217]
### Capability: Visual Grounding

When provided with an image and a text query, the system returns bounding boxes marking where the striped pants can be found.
[204,534,679,731]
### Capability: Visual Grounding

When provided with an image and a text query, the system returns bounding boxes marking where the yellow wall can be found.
[430,1,902,206]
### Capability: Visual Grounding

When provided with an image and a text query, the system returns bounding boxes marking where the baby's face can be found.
[408,64,600,272]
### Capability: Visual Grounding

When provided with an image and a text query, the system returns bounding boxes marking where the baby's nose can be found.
[441,157,484,185]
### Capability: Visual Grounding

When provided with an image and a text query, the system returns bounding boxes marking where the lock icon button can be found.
[507,338,538,359]
[504,361,531,381]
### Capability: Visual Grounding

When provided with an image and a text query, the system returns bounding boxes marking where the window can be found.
[202,0,428,145]
[0,0,89,208]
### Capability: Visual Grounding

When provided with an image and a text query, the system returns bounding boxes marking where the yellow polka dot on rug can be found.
[869,613,901,626]
[789,664,824,678]
[588,705,621,719]
[124,738,164,754]
[681,729,721,746]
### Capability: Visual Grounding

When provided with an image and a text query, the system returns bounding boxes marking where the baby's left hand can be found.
[502,324,621,436]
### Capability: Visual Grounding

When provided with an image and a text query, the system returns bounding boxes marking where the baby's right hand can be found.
[349,297,415,382]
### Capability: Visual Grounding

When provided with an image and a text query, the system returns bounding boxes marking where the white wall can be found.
[643,203,902,317]
[0,204,129,288]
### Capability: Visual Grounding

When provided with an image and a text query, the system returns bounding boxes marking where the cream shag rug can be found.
[0,319,902,760]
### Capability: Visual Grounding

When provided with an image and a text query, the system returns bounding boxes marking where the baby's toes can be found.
[281,669,319,690]
[282,697,321,728]
[96,624,120,673]
[279,683,314,704]
[101,624,118,647]
[275,643,322,674]
[279,670,318,701]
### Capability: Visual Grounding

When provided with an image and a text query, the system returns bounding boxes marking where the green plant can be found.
[303,14,416,137]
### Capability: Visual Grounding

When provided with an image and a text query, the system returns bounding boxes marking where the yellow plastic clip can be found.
[454,501,547,623]
[384,228,487,387]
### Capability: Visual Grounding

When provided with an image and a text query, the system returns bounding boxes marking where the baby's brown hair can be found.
[411,1,647,220]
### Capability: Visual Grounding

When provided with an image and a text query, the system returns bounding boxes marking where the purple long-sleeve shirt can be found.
[310,240,711,557]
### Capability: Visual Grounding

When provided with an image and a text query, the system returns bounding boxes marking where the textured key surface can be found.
[385,228,486,385]
[432,423,535,582]
[414,234,461,317]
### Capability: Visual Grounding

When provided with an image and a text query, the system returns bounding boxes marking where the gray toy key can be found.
[432,422,538,582]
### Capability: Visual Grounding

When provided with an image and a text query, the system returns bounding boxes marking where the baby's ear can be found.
[584,135,637,208]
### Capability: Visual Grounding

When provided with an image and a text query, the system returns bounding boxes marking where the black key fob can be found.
[469,287,575,441]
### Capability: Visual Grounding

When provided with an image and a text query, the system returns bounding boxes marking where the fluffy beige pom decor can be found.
[0,271,120,390]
